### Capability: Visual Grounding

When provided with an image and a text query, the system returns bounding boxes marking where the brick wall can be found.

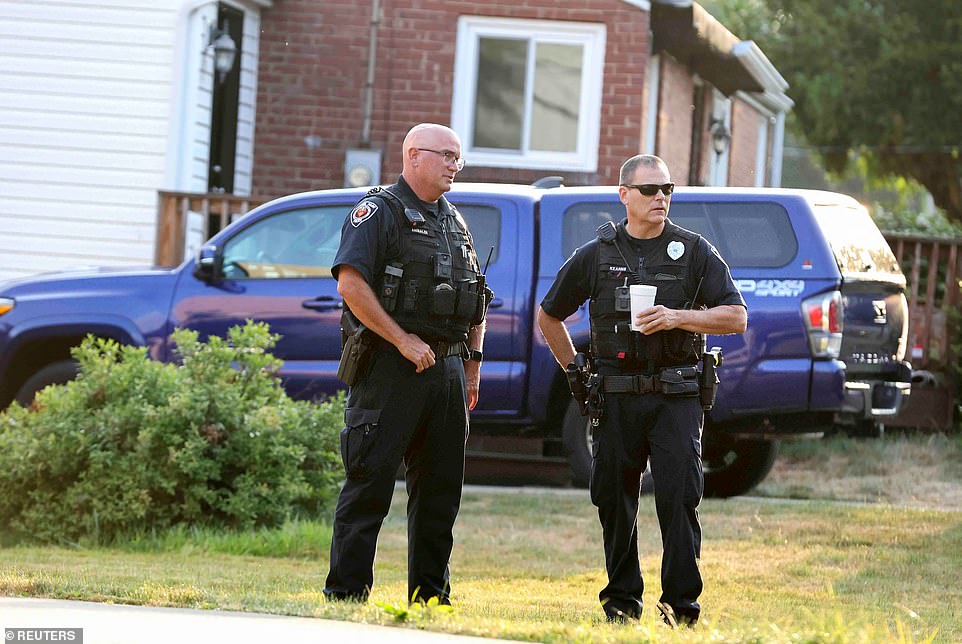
[728,99,763,187]
[654,54,694,184]
[253,0,650,198]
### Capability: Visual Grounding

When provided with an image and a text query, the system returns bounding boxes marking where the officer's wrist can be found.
[466,349,483,363]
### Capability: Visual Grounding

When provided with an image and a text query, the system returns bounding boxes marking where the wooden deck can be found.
[883,233,961,372]
[154,191,266,267]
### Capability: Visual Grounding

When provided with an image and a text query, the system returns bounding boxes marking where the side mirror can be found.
[193,244,222,282]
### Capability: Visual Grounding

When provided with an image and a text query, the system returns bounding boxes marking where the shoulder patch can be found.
[350,200,379,227]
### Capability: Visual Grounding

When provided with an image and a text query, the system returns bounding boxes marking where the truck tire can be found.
[701,435,778,498]
[14,360,79,407]
[561,399,655,494]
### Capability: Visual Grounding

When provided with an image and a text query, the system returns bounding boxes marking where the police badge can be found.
[667,240,685,260]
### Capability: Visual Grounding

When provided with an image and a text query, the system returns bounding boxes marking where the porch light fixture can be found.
[207,22,237,84]
[709,118,731,156]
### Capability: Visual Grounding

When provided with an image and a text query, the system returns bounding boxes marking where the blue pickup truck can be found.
[0,184,912,496]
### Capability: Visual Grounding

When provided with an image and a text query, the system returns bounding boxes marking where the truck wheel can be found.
[14,360,79,407]
[701,436,778,498]
[562,399,656,494]
[562,399,592,487]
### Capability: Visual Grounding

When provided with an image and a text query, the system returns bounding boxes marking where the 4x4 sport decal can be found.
[736,279,805,297]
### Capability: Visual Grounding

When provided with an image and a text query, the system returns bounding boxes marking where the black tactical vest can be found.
[589,220,704,369]
[369,186,484,342]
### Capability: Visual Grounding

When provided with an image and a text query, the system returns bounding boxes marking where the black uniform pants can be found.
[323,349,468,603]
[590,390,704,622]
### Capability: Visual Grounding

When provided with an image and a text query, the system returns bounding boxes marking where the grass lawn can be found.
[2,484,959,643]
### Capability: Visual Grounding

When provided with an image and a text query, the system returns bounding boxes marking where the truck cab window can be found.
[670,202,797,268]
[221,206,348,279]
[450,204,501,264]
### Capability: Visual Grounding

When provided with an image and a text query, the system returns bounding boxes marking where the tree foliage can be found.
[705,0,962,226]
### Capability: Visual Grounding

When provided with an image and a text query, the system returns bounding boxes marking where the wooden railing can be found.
[883,233,962,372]
[155,191,266,266]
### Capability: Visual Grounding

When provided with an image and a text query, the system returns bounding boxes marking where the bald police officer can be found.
[538,155,746,625]
[324,123,488,605]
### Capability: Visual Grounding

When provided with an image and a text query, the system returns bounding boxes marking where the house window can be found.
[452,16,606,172]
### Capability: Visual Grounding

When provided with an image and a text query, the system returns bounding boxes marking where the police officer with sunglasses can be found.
[538,155,747,626]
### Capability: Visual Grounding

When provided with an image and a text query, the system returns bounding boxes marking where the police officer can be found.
[324,123,488,604]
[537,155,746,625]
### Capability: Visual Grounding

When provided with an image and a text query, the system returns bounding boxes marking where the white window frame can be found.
[451,16,606,173]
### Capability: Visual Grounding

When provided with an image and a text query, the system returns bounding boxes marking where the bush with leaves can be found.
[0,321,344,544]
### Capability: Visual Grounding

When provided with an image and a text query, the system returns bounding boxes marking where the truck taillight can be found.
[802,290,843,358]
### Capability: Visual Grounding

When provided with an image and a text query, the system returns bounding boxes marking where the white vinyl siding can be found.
[233,9,260,196]
[0,0,264,281]
[187,2,218,193]
[0,0,178,279]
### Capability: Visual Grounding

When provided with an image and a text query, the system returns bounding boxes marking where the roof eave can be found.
[651,0,766,95]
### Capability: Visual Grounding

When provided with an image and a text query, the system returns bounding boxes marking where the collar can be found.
[395,175,450,221]
[619,218,676,245]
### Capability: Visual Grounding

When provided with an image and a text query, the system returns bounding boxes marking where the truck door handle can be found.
[302,296,343,311]
[488,298,504,309]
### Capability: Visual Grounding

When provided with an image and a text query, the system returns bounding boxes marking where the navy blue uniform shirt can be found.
[541,219,746,321]
[332,176,440,285]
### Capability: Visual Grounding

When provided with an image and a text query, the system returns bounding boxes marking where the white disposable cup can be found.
[629,284,657,331]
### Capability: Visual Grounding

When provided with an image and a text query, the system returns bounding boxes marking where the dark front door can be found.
[208,3,243,195]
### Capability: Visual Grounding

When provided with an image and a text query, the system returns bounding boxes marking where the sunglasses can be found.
[622,182,675,197]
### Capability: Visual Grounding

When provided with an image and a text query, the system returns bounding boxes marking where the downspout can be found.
[361,0,381,146]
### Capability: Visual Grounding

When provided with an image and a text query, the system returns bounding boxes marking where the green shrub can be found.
[0,321,344,544]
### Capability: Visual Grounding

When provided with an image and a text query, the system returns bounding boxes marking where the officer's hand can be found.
[464,360,481,410]
[635,305,683,334]
[398,333,436,373]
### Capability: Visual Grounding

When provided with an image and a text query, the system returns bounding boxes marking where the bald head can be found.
[401,123,463,202]
[402,123,453,151]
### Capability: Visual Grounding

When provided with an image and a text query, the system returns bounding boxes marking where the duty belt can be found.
[375,337,466,359]
[431,340,468,359]
[601,374,659,394]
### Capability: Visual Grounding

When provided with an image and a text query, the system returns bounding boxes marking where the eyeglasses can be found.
[417,148,466,171]
[622,182,674,197]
